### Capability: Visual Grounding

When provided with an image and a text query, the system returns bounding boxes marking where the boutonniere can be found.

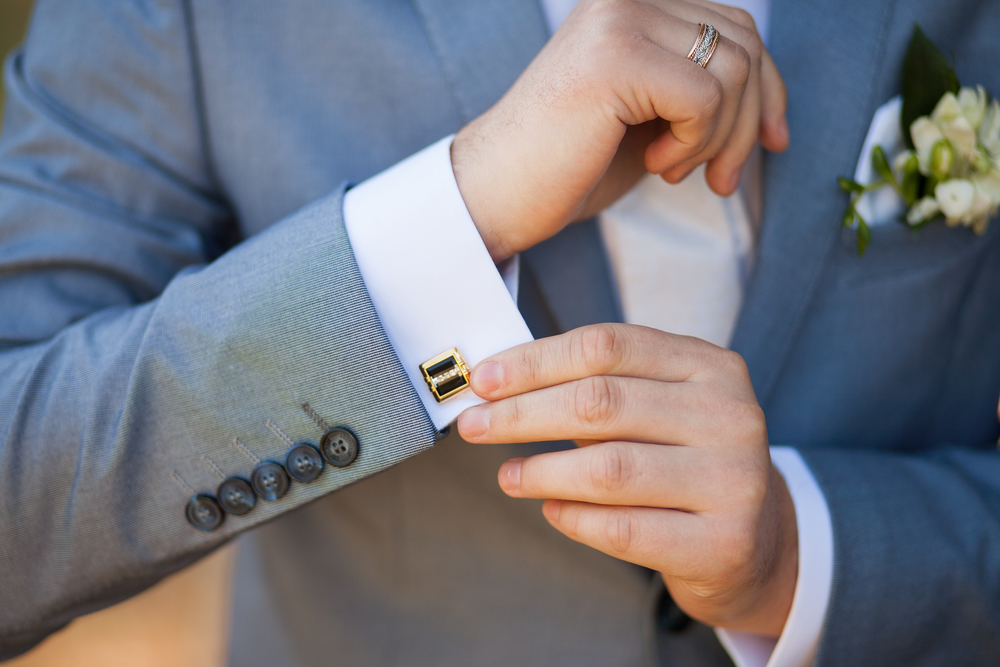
[839,25,1000,255]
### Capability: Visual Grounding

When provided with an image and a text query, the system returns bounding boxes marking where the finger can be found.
[469,323,725,400]
[642,34,749,174]
[498,441,713,510]
[641,2,757,178]
[678,0,788,153]
[701,45,760,195]
[623,37,723,168]
[542,500,707,576]
[758,50,789,152]
[460,373,764,447]
[649,3,759,188]
[614,5,751,172]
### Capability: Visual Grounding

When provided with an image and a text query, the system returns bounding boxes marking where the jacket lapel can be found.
[522,219,624,331]
[408,0,549,122]
[410,0,623,331]
[730,0,898,405]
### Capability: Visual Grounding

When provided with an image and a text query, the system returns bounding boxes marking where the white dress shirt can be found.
[342,2,833,665]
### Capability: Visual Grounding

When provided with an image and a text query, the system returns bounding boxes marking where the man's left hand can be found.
[457,323,798,637]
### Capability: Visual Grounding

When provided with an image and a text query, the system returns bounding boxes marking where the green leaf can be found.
[901,24,960,149]
[902,171,921,206]
[856,214,871,256]
[838,177,865,193]
[842,205,855,227]
[871,145,897,186]
[900,153,921,205]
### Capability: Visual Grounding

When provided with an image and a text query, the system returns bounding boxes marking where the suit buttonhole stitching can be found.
[231,438,261,466]
[301,402,330,432]
[170,470,194,495]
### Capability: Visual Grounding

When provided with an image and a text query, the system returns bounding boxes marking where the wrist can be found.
[451,124,515,263]
[734,465,800,637]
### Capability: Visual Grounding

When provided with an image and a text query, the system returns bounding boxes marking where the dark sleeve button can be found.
[251,461,290,501]
[320,428,358,467]
[285,442,324,483]
[186,494,224,531]
[217,477,256,515]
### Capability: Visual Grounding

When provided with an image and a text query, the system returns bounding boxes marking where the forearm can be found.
[0,186,437,657]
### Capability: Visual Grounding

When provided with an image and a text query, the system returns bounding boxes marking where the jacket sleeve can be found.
[802,444,1000,665]
[0,0,436,657]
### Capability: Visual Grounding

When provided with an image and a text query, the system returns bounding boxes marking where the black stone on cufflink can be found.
[420,347,471,403]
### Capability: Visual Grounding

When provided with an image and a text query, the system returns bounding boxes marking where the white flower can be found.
[906,196,941,226]
[974,168,1000,205]
[911,117,945,175]
[935,179,976,225]
[957,85,989,129]
[970,170,1000,234]
[932,92,978,154]
[979,99,1000,160]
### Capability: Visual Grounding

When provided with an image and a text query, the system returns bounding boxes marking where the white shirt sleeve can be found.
[342,135,534,430]
[715,446,834,667]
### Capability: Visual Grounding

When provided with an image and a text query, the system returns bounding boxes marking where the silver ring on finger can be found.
[687,23,720,68]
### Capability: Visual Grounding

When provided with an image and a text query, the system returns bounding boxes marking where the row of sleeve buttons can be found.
[185,428,358,531]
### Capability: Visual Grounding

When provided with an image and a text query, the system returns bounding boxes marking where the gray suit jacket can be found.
[1,0,998,665]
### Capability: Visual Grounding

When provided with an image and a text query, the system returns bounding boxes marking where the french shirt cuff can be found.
[342,135,533,430]
[715,446,834,667]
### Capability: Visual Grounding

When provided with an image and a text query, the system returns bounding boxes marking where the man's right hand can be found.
[451,0,789,262]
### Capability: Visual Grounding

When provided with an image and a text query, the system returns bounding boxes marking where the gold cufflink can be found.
[420,347,471,403]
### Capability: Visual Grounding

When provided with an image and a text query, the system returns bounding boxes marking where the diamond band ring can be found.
[687,23,720,68]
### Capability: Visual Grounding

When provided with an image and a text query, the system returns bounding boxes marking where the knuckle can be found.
[589,442,634,495]
[703,77,724,115]
[572,375,619,429]
[582,0,638,43]
[724,6,757,31]
[576,323,626,375]
[716,518,757,572]
[728,44,752,85]
[495,394,525,434]
[720,349,751,380]
[737,28,762,61]
[722,398,767,443]
[515,343,544,387]
[603,509,636,554]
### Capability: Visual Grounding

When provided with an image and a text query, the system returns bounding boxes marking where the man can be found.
[0,1,998,667]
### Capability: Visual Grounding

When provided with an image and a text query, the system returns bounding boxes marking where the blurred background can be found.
[0,0,34,127]
[0,2,235,665]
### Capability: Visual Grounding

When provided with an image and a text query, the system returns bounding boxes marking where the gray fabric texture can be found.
[0,0,999,665]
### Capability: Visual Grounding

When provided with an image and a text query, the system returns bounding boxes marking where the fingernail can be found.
[498,458,523,492]
[542,499,562,523]
[472,361,504,396]
[778,116,789,143]
[458,404,490,439]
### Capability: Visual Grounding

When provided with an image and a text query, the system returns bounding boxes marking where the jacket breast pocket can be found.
[833,219,995,290]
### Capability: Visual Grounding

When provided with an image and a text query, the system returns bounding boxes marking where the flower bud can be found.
[930,139,954,180]
[970,149,993,174]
